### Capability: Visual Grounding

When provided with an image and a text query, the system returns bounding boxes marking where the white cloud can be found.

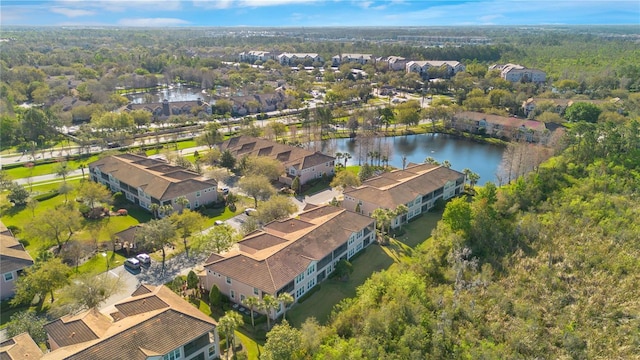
[193,0,318,9]
[55,0,182,13]
[358,1,373,9]
[117,17,190,26]
[50,7,96,17]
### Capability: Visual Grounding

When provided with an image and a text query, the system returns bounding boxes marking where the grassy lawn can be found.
[199,206,240,228]
[286,210,443,328]
[73,251,127,277]
[0,301,31,329]
[300,180,331,196]
[3,155,99,180]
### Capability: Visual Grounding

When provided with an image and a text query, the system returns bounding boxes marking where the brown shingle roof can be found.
[42,286,217,360]
[344,163,464,209]
[0,333,44,360]
[205,206,373,293]
[217,136,335,172]
[88,154,216,201]
[455,111,546,132]
[0,234,34,274]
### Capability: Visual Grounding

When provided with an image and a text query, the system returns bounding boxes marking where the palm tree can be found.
[335,152,344,167]
[425,157,440,165]
[174,196,190,214]
[468,172,480,190]
[242,296,261,328]
[462,168,472,187]
[277,292,295,321]
[371,208,390,242]
[149,203,160,219]
[442,160,452,168]
[394,204,409,231]
[260,294,278,330]
[343,152,352,167]
[218,310,244,360]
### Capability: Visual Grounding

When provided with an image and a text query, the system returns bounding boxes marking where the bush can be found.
[33,190,59,202]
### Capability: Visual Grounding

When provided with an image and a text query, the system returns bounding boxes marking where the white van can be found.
[124,257,141,270]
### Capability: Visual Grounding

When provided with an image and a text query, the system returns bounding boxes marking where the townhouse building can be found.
[491,63,546,83]
[238,50,275,63]
[343,163,465,229]
[216,136,335,186]
[277,53,324,66]
[406,60,466,77]
[331,53,375,66]
[0,221,34,300]
[451,111,549,143]
[202,205,375,319]
[89,154,217,213]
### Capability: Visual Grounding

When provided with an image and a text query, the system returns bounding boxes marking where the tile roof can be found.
[88,154,216,201]
[0,233,34,274]
[0,333,44,360]
[217,136,335,171]
[42,285,217,360]
[344,163,465,209]
[205,205,373,294]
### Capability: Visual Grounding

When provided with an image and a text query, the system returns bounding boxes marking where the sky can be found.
[2,0,639,27]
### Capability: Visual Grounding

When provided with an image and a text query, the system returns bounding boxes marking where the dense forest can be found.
[261,121,640,359]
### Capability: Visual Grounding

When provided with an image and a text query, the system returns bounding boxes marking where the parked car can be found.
[124,257,141,270]
[214,220,224,225]
[245,208,257,216]
[220,187,230,195]
[136,253,151,266]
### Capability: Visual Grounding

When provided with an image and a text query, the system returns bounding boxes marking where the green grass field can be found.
[3,155,99,179]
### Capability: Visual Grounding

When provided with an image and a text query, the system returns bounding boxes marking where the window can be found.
[348,235,355,245]
[306,264,315,276]
[296,287,305,298]
[253,287,259,296]
[163,349,181,360]
[230,290,235,299]
[4,272,14,282]
[209,346,216,357]
[196,191,201,197]
[240,294,245,302]
[295,273,305,284]
[226,276,232,284]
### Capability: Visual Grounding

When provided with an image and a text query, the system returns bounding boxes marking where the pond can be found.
[127,85,213,104]
[317,133,505,185]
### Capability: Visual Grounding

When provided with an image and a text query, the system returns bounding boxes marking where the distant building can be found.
[522,97,619,117]
[89,154,217,213]
[239,50,275,63]
[491,63,546,83]
[202,205,375,319]
[277,53,323,66]
[331,53,375,66]
[452,111,549,143]
[1,220,34,300]
[217,136,335,186]
[126,98,212,121]
[0,332,43,360]
[406,60,465,77]
[377,56,407,71]
[343,163,465,229]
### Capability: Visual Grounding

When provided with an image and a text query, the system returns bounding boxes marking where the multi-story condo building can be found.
[406,60,466,77]
[331,53,375,66]
[490,63,546,83]
[89,154,217,213]
[451,111,549,143]
[216,136,335,186]
[238,50,275,63]
[0,221,34,300]
[277,53,323,66]
[202,205,375,319]
[343,163,465,228]
[1,285,220,360]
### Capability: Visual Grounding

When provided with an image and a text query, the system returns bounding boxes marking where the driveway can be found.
[304,188,341,206]
[99,265,141,312]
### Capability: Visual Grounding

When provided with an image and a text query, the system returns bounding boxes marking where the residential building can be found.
[125,98,212,121]
[202,205,375,319]
[1,221,34,300]
[331,53,375,66]
[491,63,546,83]
[238,50,275,63]
[277,53,323,66]
[406,60,466,77]
[225,91,288,116]
[522,97,619,117]
[377,56,407,71]
[40,284,220,360]
[452,111,549,143]
[343,163,465,228]
[89,154,217,213]
[216,136,335,185]
[0,332,44,360]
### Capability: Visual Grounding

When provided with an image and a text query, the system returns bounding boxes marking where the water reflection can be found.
[316,133,504,185]
[127,86,213,104]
